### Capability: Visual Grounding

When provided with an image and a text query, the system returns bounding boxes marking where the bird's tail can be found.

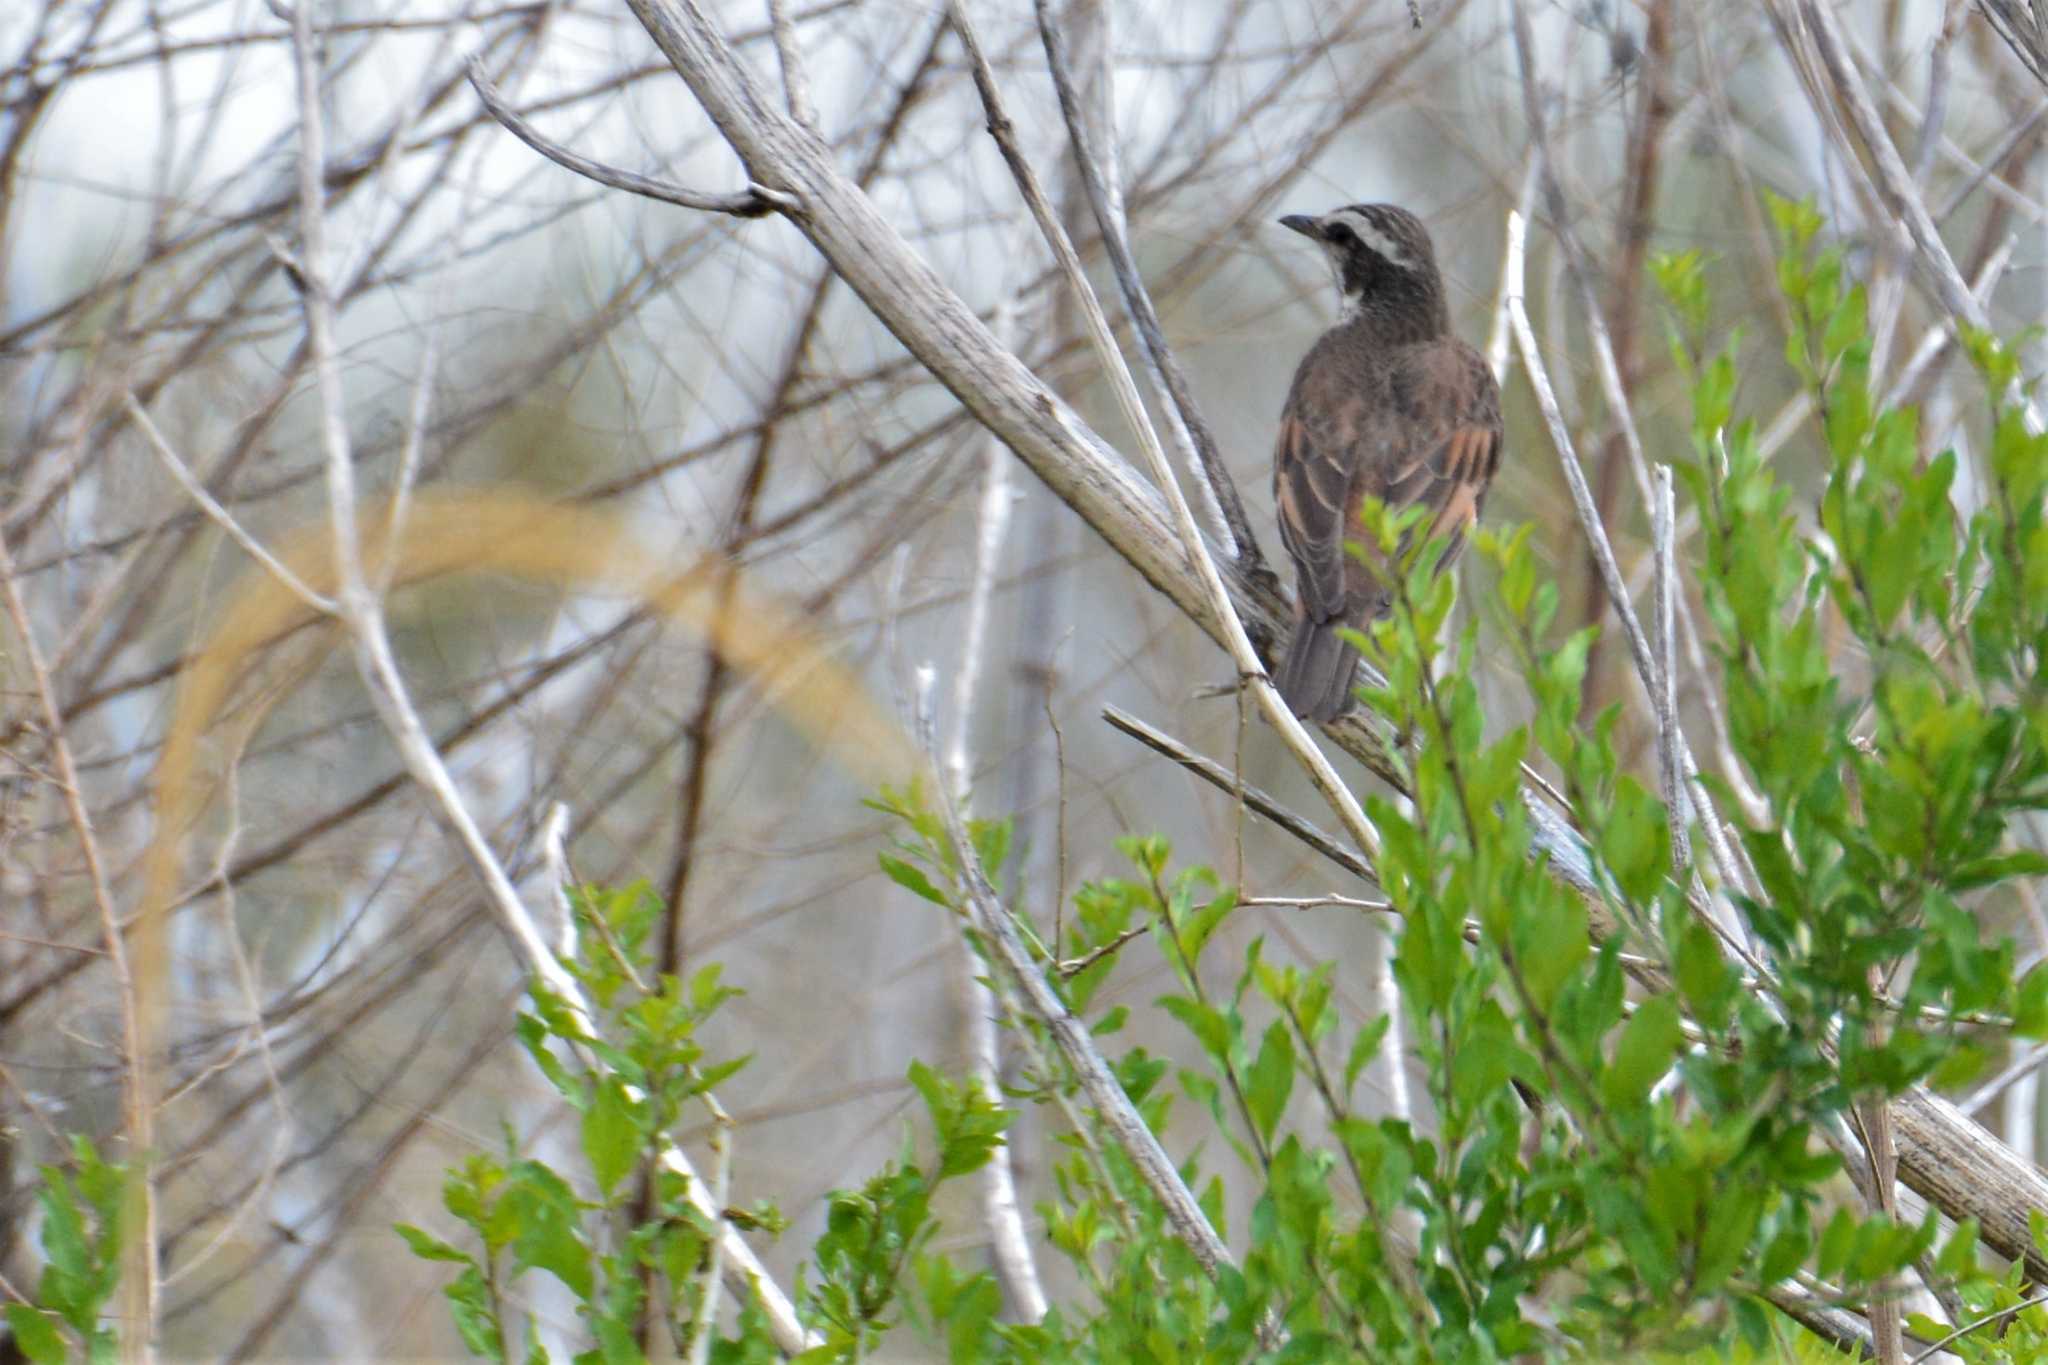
[1274,618,1358,724]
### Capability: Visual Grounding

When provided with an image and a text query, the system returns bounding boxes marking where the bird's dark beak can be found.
[1278,214,1320,240]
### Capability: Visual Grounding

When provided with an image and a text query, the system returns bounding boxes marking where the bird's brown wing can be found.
[1271,388,1358,625]
[1272,334,1502,721]
[1340,339,1503,613]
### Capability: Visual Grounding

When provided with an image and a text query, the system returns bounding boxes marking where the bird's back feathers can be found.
[1272,320,1502,722]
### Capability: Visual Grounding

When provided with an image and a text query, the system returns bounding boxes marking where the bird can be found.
[1269,202,1504,723]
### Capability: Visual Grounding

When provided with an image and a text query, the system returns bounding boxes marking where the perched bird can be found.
[1270,203,1504,723]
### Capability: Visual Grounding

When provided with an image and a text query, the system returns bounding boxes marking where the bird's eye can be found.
[1326,224,1358,248]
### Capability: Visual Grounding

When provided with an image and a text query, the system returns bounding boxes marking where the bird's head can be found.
[1280,203,1447,334]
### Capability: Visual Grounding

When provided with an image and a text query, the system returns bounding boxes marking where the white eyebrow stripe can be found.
[1325,209,1413,270]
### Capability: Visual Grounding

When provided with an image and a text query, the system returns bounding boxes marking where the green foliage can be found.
[399,877,1014,1364]
[1665,199,2048,1092]
[396,883,773,1362]
[6,1137,126,1365]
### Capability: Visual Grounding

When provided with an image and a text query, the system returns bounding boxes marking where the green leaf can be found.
[1602,995,1683,1111]
[1954,849,2048,890]
[1117,834,1171,881]
[1178,889,1236,963]
[1672,913,1737,1031]
[503,1163,593,1301]
[1602,774,1672,905]
[1815,1206,1857,1281]
[4,1305,66,1365]
[1452,1003,1526,1113]
[446,1265,507,1362]
[1343,1015,1391,1097]
[69,1139,123,1222]
[1768,192,1824,249]
[1180,1068,1223,1125]
[689,961,743,1014]
[878,853,950,907]
[582,1077,641,1201]
[1157,995,1232,1069]
[970,816,1011,879]
[394,1223,474,1265]
[1513,894,1590,1013]
[1758,1217,1811,1285]
[1695,1182,1764,1293]
[36,1173,88,1279]
[2019,965,2048,1039]
[1936,1218,1981,1278]
[1245,1020,1296,1147]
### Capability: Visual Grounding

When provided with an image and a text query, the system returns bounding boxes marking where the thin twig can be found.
[1509,6,1756,913]
[1485,157,1538,387]
[378,329,438,591]
[1239,894,1393,913]
[1055,925,1147,979]
[467,57,794,217]
[296,0,566,1018]
[540,801,578,963]
[293,17,813,1350]
[765,0,817,129]
[1907,1288,2048,1364]
[1962,1037,2048,1115]
[1101,705,1374,883]
[159,724,294,1293]
[1045,692,1069,960]
[1652,466,1689,876]
[682,1112,733,1365]
[1787,0,2043,433]
[124,393,335,615]
[1502,209,1754,956]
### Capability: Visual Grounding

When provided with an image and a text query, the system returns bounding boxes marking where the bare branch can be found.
[1508,4,1756,912]
[765,0,818,130]
[939,290,1047,1323]
[1784,0,2041,434]
[466,57,794,217]
[1501,207,1747,948]
[284,17,815,1350]
[123,393,336,615]
[1101,705,1373,884]
[1651,466,1689,877]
